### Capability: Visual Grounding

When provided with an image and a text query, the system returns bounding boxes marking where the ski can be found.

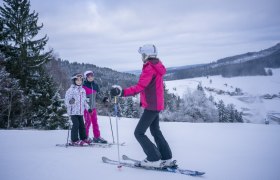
[122,154,177,168]
[102,155,205,176]
[109,142,126,146]
[56,143,112,148]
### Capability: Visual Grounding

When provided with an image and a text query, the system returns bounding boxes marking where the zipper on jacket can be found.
[80,88,82,114]
[91,83,94,109]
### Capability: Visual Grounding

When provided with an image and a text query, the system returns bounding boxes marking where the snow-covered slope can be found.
[1,116,280,180]
[165,68,280,124]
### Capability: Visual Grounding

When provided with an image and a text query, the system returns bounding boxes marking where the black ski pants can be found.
[134,109,172,161]
[71,115,87,142]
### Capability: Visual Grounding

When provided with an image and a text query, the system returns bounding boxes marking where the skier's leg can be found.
[91,109,101,138]
[71,115,79,142]
[134,109,161,161]
[150,114,172,160]
[84,110,91,137]
[78,115,87,140]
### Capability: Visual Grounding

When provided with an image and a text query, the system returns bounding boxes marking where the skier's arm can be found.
[65,89,71,107]
[123,65,154,97]
[83,90,90,110]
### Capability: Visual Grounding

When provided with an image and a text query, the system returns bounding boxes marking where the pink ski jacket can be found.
[123,58,166,111]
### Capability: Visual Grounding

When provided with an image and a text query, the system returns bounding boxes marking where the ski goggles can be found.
[71,73,83,80]
[86,73,94,77]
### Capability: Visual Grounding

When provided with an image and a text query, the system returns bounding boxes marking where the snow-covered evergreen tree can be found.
[217,100,226,122]
[0,0,67,129]
[44,92,68,129]
[182,89,218,122]
[164,83,179,112]
[0,67,25,128]
[0,0,52,88]
[161,88,218,122]
[217,100,243,123]
[225,104,235,122]
[123,97,135,118]
[30,70,68,129]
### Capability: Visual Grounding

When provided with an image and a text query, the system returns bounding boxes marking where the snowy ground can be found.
[1,116,280,180]
[165,68,280,124]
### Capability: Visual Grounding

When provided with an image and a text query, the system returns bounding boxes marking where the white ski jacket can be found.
[65,85,90,115]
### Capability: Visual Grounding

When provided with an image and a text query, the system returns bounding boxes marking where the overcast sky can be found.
[22,0,280,71]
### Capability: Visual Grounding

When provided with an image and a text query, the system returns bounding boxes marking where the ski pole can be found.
[114,96,121,168]
[108,110,115,144]
[107,93,115,144]
[66,116,71,148]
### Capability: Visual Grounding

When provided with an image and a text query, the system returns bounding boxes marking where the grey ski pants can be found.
[134,109,172,161]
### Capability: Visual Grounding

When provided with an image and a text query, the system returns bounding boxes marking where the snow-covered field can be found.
[1,116,280,180]
[165,68,280,124]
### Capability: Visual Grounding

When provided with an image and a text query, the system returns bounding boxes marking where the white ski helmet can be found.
[84,70,94,78]
[138,44,157,60]
[71,73,83,85]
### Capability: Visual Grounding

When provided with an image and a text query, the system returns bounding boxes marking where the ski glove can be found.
[69,98,75,104]
[88,109,93,113]
[110,85,123,97]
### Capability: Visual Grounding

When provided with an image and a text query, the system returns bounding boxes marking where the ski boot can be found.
[161,159,178,168]
[137,158,163,168]
[70,140,89,146]
[92,137,108,144]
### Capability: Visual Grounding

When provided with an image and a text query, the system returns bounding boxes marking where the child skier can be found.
[110,44,174,168]
[83,70,107,144]
[65,73,91,146]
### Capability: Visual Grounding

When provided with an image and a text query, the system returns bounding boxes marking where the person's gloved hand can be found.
[110,85,123,97]
[69,98,75,104]
[88,109,93,113]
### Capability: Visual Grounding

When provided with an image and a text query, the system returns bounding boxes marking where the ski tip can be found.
[102,156,109,162]
[192,171,205,176]
[122,155,129,160]
[198,171,206,176]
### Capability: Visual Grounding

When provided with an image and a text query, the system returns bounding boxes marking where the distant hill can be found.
[45,59,138,97]
[125,64,205,76]
[165,43,280,80]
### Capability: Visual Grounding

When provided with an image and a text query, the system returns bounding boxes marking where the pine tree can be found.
[217,100,226,122]
[0,1,68,129]
[0,67,25,128]
[44,92,68,129]
[124,97,135,118]
[225,104,235,122]
[197,82,204,92]
[0,0,52,88]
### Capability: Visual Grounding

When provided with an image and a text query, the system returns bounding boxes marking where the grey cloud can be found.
[27,0,280,71]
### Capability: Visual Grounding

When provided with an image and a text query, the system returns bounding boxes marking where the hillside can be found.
[165,68,280,124]
[166,43,280,80]
[1,116,280,180]
[45,58,138,97]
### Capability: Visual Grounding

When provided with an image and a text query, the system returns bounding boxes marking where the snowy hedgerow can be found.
[161,88,219,122]
[181,89,219,122]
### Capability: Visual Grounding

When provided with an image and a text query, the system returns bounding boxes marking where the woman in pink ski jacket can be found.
[110,44,173,168]
[123,57,166,111]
